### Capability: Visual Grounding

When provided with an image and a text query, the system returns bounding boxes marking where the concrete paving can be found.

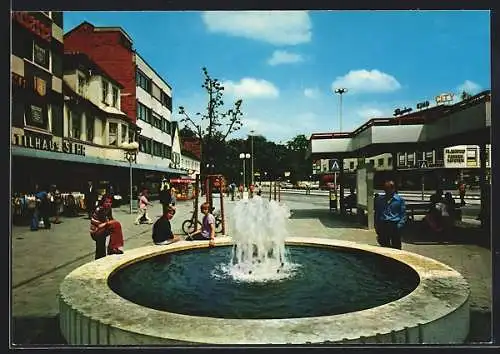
[11,194,492,345]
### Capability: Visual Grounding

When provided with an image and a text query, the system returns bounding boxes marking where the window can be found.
[368,159,374,166]
[377,158,384,167]
[109,122,118,146]
[153,141,162,156]
[112,86,119,107]
[398,154,405,166]
[388,157,393,166]
[33,42,50,69]
[152,82,162,101]
[136,69,151,92]
[153,114,162,130]
[136,102,151,123]
[70,112,81,139]
[407,153,415,166]
[139,137,152,154]
[121,124,128,143]
[161,92,172,111]
[78,75,86,96]
[102,79,109,104]
[86,117,94,143]
[164,145,172,159]
[349,161,355,170]
[164,119,171,133]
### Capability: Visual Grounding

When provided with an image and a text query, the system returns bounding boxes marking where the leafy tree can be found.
[178,67,244,174]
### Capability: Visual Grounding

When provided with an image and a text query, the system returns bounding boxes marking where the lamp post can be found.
[122,141,139,214]
[239,153,250,188]
[249,130,255,185]
[334,88,348,132]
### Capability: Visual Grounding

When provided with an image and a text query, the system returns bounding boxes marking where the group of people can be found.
[228,182,262,201]
[28,184,64,231]
[423,189,459,234]
[89,177,216,259]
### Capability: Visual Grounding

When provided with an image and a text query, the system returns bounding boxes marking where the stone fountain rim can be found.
[59,237,470,345]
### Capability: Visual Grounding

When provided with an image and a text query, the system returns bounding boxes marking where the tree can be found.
[178,67,244,174]
[285,134,312,183]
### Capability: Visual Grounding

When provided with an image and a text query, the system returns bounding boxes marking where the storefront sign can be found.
[444,147,466,168]
[12,11,52,42]
[12,132,86,156]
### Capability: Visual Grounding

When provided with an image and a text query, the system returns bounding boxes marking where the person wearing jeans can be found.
[135,188,153,225]
[374,180,407,249]
[90,195,124,259]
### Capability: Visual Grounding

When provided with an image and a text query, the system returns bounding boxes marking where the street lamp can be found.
[249,130,255,185]
[122,141,139,214]
[239,152,250,187]
[334,88,348,132]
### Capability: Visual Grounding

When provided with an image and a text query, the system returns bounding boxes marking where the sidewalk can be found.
[11,197,491,345]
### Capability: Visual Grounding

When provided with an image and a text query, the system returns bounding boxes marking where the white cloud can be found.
[304,87,320,98]
[357,108,384,119]
[456,80,481,94]
[331,69,402,94]
[223,78,279,99]
[267,50,304,66]
[201,11,312,45]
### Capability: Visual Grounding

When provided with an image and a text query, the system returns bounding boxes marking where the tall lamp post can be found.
[122,141,139,214]
[334,88,348,132]
[239,153,250,188]
[249,130,255,185]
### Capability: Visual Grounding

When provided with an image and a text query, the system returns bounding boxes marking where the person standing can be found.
[90,195,124,259]
[158,178,171,214]
[135,188,153,225]
[169,187,177,206]
[374,180,407,249]
[32,184,51,230]
[84,181,97,219]
[152,205,181,245]
[51,184,63,224]
[458,181,466,206]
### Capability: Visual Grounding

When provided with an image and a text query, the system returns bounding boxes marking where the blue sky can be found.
[63,10,491,143]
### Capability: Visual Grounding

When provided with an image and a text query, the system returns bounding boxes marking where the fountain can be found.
[59,196,470,344]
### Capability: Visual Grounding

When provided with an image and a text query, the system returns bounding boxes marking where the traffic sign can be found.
[329,159,340,171]
[418,160,428,168]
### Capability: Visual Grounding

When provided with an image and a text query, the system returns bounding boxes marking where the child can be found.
[152,206,181,245]
[186,202,216,247]
[135,188,153,225]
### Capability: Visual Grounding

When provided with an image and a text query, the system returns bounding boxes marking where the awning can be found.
[12,146,186,174]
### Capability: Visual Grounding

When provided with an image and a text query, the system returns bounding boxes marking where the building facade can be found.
[63,21,186,195]
[11,11,66,192]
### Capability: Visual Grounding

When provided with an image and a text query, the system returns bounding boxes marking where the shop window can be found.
[87,117,94,143]
[33,42,50,70]
[109,122,118,146]
[78,74,87,96]
[70,112,81,139]
[121,124,128,144]
[102,79,109,104]
[112,86,119,108]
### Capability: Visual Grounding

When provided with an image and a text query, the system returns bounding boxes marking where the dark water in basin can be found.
[108,246,419,319]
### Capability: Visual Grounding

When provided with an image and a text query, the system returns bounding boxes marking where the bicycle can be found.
[181,207,223,235]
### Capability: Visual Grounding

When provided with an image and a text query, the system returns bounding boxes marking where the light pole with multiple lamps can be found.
[239,153,250,188]
[121,141,139,214]
[334,87,348,132]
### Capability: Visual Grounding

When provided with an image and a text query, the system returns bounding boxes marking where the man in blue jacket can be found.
[374,180,407,249]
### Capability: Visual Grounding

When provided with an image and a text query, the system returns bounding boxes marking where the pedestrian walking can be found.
[51,184,63,224]
[84,181,97,219]
[169,187,177,206]
[374,180,407,249]
[89,195,124,259]
[32,184,51,231]
[135,188,153,225]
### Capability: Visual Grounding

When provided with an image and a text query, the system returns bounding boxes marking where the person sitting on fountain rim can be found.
[186,202,216,247]
[152,205,181,245]
[374,180,407,249]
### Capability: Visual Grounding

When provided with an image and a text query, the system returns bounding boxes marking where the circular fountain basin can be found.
[59,237,470,345]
